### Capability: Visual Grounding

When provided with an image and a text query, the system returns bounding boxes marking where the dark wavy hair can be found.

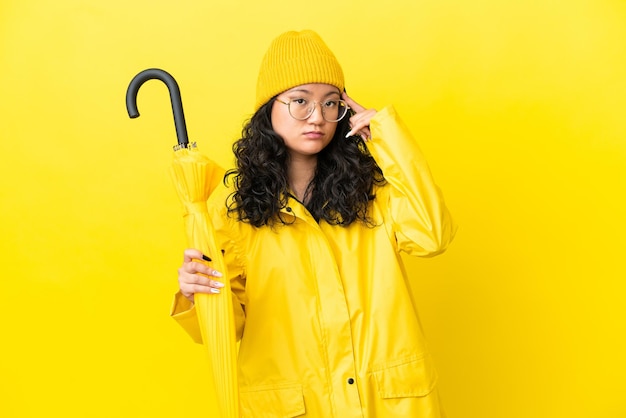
[224,97,386,227]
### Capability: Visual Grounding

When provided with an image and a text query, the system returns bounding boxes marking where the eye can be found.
[323,100,338,108]
[292,98,308,106]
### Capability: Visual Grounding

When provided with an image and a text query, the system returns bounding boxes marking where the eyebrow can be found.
[286,88,341,97]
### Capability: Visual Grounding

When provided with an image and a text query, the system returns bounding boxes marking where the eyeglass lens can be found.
[290,100,348,122]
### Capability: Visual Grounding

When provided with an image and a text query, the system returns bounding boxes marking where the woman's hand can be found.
[177,248,224,302]
[342,92,377,141]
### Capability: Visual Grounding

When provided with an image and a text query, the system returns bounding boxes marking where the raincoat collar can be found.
[279,193,321,228]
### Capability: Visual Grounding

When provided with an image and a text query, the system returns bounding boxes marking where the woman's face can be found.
[271,83,340,159]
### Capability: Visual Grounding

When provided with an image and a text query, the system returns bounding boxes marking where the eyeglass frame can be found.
[275,97,351,122]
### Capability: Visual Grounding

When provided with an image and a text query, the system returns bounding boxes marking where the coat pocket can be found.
[239,382,305,418]
[373,354,439,399]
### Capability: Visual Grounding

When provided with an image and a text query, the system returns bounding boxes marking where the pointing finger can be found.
[342,92,366,113]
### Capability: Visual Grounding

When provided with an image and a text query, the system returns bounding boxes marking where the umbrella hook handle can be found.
[125,68,189,147]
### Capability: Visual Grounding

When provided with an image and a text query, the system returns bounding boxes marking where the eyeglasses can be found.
[275,98,350,122]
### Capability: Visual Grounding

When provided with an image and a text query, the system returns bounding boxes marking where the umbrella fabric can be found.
[170,144,239,417]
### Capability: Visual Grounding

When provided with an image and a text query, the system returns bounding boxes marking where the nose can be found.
[307,102,325,123]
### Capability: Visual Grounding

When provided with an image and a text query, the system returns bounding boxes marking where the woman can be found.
[172,30,456,417]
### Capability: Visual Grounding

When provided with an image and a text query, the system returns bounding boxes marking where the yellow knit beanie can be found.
[255,30,345,111]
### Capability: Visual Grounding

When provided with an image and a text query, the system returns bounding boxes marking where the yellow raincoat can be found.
[171,106,456,417]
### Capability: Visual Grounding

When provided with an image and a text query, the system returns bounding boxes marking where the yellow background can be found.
[1,0,625,416]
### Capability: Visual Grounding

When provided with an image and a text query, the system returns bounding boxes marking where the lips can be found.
[304,131,324,139]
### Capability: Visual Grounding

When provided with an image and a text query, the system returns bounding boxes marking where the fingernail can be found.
[202,254,212,262]
[345,130,354,138]
[213,281,225,288]
[210,288,221,294]
[213,270,223,278]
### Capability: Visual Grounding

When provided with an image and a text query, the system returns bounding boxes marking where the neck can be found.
[288,155,317,203]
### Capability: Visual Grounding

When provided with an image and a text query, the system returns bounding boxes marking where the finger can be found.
[183,248,204,263]
[180,273,225,293]
[346,111,376,138]
[349,128,372,142]
[198,263,223,278]
[179,263,224,282]
[342,91,366,113]
[187,278,225,291]
[192,277,225,293]
[182,282,223,299]
[183,249,216,266]
[358,127,372,141]
[181,272,212,286]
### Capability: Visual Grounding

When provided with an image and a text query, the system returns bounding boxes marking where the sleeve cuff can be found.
[170,291,203,344]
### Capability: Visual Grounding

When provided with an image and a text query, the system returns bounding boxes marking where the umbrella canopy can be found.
[126,69,239,417]
[170,144,239,417]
